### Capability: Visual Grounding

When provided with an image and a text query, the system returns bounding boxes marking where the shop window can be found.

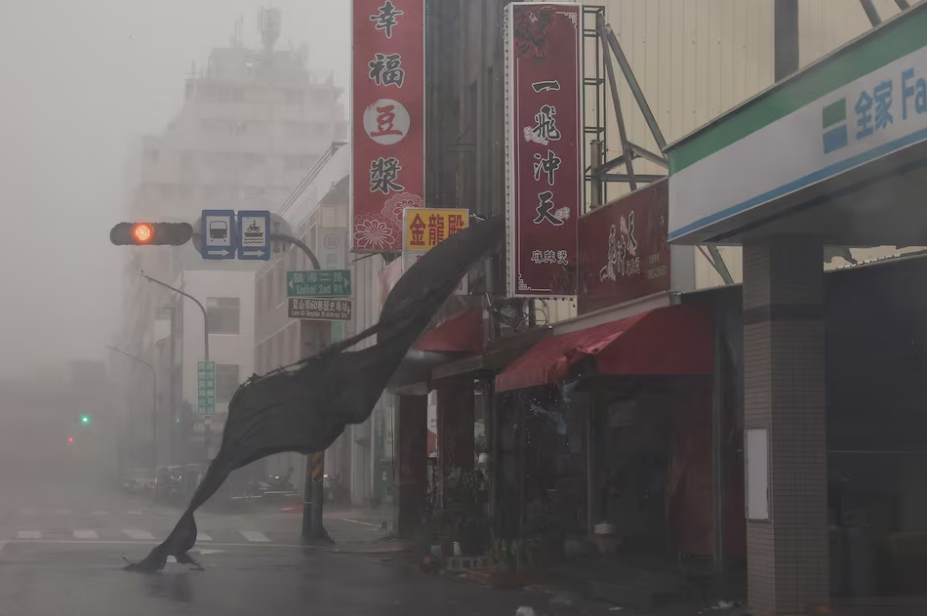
[207,297,240,334]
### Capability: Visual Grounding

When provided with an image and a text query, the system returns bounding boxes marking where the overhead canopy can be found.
[667,5,927,246]
[495,305,713,392]
[414,307,484,353]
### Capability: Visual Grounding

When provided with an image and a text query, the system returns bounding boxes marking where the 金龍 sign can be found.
[505,3,583,298]
[402,208,469,250]
[578,180,670,314]
[197,361,216,417]
[287,270,353,298]
[352,0,426,252]
[288,298,353,321]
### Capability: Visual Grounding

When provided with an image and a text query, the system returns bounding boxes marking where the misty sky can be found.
[0,0,349,377]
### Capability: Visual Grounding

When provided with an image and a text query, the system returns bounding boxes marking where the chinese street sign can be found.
[402,208,469,250]
[197,361,216,417]
[505,3,583,298]
[578,179,670,314]
[352,0,426,252]
[287,270,353,298]
[288,298,353,321]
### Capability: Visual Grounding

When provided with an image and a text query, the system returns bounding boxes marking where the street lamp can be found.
[139,271,211,462]
[107,345,157,471]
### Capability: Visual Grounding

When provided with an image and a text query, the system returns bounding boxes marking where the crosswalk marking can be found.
[16,531,41,540]
[73,530,98,540]
[197,533,213,542]
[240,531,270,543]
[123,529,155,540]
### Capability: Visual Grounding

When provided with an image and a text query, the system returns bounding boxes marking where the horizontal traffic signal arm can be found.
[110,222,194,246]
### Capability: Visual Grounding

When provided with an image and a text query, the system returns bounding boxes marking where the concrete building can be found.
[115,10,347,470]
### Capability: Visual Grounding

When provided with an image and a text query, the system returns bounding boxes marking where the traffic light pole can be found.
[269,233,330,543]
[139,272,212,463]
[107,345,157,472]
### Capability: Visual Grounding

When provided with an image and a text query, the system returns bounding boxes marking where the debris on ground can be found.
[699,599,742,613]
[420,554,440,574]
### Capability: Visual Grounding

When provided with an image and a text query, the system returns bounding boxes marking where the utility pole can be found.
[140,272,211,462]
[107,345,157,472]
[270,233,329,543]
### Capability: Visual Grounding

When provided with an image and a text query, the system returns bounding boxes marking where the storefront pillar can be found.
[743,241,828,614]
[396,394,428,538]
[437,381,475,490]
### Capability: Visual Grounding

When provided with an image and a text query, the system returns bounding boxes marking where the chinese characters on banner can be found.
[352,0,425,252]
[402,208,469,250]
[505,3,582,298]
[288,298,353,321]
[577,180,670,314]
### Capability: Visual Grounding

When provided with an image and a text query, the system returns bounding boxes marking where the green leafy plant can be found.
[444,467,488,554]
[488,535,533,573]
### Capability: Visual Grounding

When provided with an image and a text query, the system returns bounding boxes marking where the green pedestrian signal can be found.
[80,414,91,426]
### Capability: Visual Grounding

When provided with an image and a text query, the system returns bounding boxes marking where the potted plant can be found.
[444,467,488,556]
[488,535,535,588]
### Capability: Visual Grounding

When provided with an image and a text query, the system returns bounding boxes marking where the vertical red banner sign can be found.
[505,3,583,298]
[352,0,425,252]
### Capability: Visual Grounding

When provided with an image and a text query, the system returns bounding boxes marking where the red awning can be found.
[495,305,713,392]
[414,307,484,353]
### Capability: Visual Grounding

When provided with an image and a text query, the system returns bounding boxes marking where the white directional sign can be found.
[201,210,236,260]
[237,211,271,261]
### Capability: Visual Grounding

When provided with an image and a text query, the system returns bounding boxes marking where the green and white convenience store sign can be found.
[668,6,927,243]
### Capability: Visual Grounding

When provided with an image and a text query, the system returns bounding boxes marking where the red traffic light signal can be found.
[67,437,74,444]
[133,223,153,243]
[110,222,193,246]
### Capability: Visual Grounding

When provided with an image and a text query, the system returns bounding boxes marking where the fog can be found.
[0,0,349,378]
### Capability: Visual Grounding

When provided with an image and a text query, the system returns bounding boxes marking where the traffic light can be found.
[80,414,91,426]
[67,437,74,444]
[110,222,193,246]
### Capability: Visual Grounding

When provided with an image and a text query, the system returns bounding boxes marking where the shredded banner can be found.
[125,217,503,572]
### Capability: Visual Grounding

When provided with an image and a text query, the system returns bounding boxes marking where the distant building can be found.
[115,10,346,468]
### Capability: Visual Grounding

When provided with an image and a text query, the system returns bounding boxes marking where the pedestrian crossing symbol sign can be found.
[197,361,216,417]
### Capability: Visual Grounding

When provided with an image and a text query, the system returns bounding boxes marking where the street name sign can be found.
[286,270,352,298]
[287,298,353,321]
[197,361,216,417]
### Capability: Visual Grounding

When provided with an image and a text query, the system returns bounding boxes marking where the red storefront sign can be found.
[352,0,425,252]
[505,3,583,298]
[577,180,671,314]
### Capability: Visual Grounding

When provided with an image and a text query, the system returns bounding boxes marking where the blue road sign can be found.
[201,210,237,260]
[237,210,271,261]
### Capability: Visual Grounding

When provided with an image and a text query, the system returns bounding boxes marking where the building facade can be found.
[115,11,347,469]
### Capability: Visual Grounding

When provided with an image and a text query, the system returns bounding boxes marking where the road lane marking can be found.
[197,533,213,542]
[341,518,381,528]
[240,531,270,543]
[73,530,98,540]
[17,531,41,540]
[123,529,155,540]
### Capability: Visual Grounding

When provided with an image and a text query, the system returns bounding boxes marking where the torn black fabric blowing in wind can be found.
[125,216,504,572]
